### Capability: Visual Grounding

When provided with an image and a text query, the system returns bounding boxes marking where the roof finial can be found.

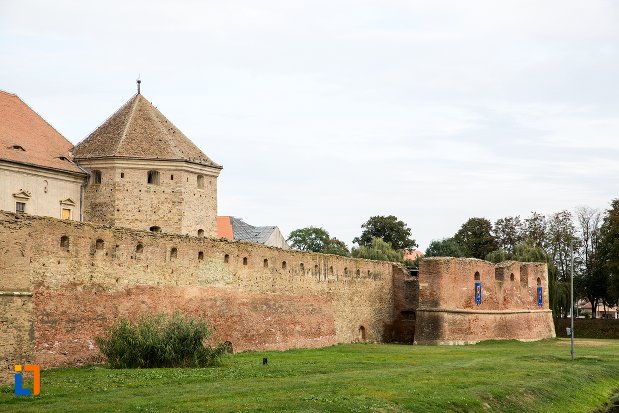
[137,75,141,95]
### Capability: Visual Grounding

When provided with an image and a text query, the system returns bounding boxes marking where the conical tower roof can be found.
[72,94,221,168]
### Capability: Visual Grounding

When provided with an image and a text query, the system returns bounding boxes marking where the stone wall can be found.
[415,257,556,344]
[79,159,219,237]
[0,212,397,379]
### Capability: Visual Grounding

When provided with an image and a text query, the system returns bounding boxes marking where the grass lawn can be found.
[1,339,618,412]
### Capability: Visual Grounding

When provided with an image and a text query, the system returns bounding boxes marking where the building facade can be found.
[0,91,86,220]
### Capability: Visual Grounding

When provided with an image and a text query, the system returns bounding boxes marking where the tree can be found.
[425,238,464,257]
[322,237,350,257]
[596,199,619,312]
[353,215,417,250]
[453,218,498,259]
[351,237,404,262]
[522,212,548,249]
[546,210,579,282]
[574,206,605,318]
[493,216,523,253]
[287,227,330,252]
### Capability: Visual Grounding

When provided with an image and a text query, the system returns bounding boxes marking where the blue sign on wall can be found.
[475,282,482,305]
[537,286,543,307]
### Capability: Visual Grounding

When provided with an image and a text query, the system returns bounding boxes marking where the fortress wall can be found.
[0,212,396,372]
[415,257,555,344]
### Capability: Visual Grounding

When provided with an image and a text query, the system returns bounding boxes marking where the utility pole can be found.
[570,241,574,361]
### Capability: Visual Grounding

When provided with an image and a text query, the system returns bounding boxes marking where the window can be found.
[359,326,366,341]
[147,170,160,185]
[282,261,287,269]
[92,170,102,184]
[198,229,205,237]
[11,145,25,151]
[61,208,71,220]
[537,277,542,287]
[96,239,104,250]
[197,175,205,189]
[263,258,269,268]
[344,267,348,275]
[198,251,204,260]
[15,202,25,214]
[170,174,174,181]
[300,263,305,271]
[243,257,248,265]
[356,269,360,276]
[474,271,480,281]
[510,273,515,282]
[170,247,178,260]
[120,172,125,178]
[60,236,70,249]
[136,244,144,254]
[224,254,230,263]
[150,226,161,233]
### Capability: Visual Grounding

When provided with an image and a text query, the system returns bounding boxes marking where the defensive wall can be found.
[415,257,556,344]
[0,212,403,383]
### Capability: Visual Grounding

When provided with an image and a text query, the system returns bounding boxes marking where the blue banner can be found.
[537,286,543,307]
[475,282,482,305]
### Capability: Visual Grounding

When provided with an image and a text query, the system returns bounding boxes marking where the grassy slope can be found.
[1,339,618,413]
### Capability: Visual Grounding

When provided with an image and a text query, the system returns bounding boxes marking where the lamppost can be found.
[570,241,574,361]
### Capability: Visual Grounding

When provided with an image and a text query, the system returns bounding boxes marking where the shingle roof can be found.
[0,90,84,174]
[230,217,277,244]
[72,94,221,168]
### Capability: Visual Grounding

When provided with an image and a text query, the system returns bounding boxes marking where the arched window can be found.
[92,170,102,185]
[197,175,205,189]
[282,261,287,269]
[60,236,69,249]
[537,277,542,287]
[359,326,366,341]
[170,247,178,260]
[150,226,161,233]
[198,229,205,237]
[198,251,204,260]
[263,258,269,268]
[344,267,348,275]
[300,263,305,272]
[136,243,144,254]
[356,269,360,276]
[147,170,160,185]
[95,239,104,250]
[474,271,480,281]
[329,266,334,275]
[510,273,515,282]
[243,257,248,265]
[224,254,230,263]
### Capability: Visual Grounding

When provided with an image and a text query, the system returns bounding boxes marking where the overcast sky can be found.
[1,1,618,251]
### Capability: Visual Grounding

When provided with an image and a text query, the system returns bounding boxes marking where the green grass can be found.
[1,339,618,412]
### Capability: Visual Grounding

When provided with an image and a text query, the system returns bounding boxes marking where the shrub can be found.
[96,313,227,368]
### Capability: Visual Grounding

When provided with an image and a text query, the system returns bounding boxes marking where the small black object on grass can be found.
[262,357,268,365]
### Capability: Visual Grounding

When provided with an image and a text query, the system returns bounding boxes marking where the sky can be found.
[1,0,618,251]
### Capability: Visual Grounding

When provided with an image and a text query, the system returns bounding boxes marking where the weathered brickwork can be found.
[0,294,34,385]
[0,212,396,377]
[80,160,219,237]
[415,258,556,344]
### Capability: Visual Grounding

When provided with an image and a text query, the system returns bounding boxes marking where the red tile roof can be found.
[217,216,234,240]
[0,90,84,174]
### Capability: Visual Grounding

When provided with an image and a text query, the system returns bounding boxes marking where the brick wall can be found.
[415,257,556,344]
[0,212,396,378]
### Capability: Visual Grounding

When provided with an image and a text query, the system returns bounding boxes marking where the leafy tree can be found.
[574,206,605,318]
[453,218,498,259]
[425,238,464,257]
[353,215,417,250]
[287,227,330,252]
[546,210,579,282]
[351,237,404,262]
[493,216,524,253]
[322,237,350,257]
[596,199,619,311]
[523,212,548,249]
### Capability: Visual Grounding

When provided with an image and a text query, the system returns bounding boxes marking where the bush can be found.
[96,313,228,368]
[555,318,619,339]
